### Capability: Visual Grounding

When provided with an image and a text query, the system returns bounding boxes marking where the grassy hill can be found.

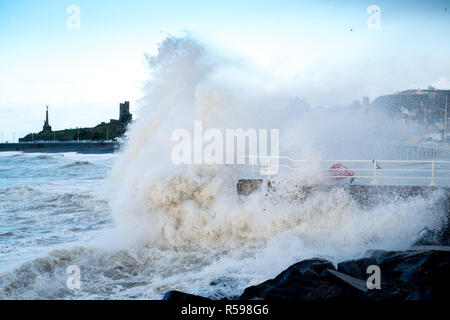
[20,120,127,142]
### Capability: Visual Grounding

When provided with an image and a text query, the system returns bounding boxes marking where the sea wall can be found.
[237,179,450,207]
[0,142,118,154]
[237,179,450,244]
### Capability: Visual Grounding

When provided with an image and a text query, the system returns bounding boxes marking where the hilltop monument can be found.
[119,101,132,124]
[20,101,132,142]
[42,105,52,133]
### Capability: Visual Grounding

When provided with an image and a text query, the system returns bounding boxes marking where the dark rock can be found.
[163,247,450,301]
[339,247,450,300]
[162,290,211,302]
[240,247,450,300]
[240,258,347,300]
[438,211,450,245]
[324,269,368,296]
[337,256,377,280]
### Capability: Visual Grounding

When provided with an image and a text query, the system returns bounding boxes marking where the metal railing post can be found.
[251,156,255,174]
[429,161,437,187]
[370,160,377,185]
[269,156,272,175]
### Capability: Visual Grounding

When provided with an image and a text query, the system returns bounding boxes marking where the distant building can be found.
[42,105,52,133]
[119,101,132,124]
[362,96,370,106]
[372,89,450,136]
[352,99,361,108]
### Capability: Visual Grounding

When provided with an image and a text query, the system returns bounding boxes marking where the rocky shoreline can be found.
[163,246,450,301]
[163,184,450,302]
[164,200,450,301]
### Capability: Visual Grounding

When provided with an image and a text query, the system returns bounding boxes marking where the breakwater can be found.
[237,179,450,207]
[0,142,118,154]
[237,179,450,244]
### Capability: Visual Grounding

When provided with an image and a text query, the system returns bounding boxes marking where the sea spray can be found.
[0,36,444,300]
[109,36,433,251]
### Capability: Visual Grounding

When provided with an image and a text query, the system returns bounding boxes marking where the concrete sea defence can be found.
[0,142,118,154]
[237,179,450,208]
[237,179,450,243]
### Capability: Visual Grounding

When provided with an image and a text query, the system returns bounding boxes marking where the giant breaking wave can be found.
[0,37,445,299]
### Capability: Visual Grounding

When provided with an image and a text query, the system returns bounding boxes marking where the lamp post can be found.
[445,96,449,144]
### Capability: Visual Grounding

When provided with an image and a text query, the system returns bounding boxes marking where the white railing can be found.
[392,142,450,160]
[246,156,450,186]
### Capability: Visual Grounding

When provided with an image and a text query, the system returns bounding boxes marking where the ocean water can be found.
[0,150,446,300]
[0,152,114,271]
[1,37,448,299]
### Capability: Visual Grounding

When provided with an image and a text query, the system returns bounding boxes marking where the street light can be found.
[445,96,449,144]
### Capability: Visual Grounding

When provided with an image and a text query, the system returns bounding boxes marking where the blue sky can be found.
[1,0,449,141]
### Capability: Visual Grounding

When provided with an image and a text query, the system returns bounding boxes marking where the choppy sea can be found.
[0,151,446,299]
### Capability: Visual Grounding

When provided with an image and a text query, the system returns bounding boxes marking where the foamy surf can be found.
[0,187,445,299]
[0,37,447,300]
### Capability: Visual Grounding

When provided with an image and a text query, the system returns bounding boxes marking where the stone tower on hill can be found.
[42,105,52,133]
[119,101,132,124]
[20,101,133,142]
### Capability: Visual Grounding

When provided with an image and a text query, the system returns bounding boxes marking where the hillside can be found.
[20,120,127,142]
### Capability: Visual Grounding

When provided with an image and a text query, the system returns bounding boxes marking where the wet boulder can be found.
[162,290,211,302]
[240,247,450,300]
[240,258,364,300]
[339,247,450,299]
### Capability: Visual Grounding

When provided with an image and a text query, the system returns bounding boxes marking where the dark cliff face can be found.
[372,90,450,123]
